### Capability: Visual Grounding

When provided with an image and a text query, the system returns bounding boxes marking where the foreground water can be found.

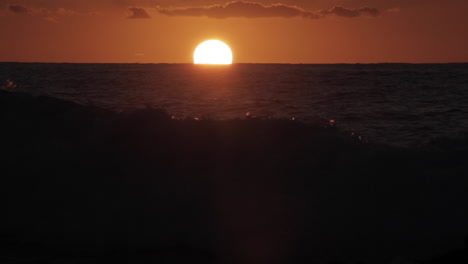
[1,63,467,146]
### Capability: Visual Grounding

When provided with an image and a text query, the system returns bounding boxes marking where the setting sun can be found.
[194,40,233,65]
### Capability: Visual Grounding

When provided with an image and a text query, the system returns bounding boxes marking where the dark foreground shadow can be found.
[0,90,467,264]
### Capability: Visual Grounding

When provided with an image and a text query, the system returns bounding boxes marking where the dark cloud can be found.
[321,6,380,18]
[158,1,316,18]
[157,1,380,19]
[6,4,97,22]
[128,7,150,18]
[8,4,29,14]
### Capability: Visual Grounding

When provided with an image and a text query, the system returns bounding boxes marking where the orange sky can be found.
[0,0,467,63]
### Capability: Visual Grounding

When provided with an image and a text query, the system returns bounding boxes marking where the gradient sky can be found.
[0,0,467,63]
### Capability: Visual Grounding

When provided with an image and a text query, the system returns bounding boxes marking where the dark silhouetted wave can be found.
[0,91,467,264]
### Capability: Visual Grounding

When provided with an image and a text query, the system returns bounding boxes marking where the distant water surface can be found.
[1,63,467,146]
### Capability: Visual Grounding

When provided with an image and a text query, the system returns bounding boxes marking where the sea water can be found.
[1,63,467,146]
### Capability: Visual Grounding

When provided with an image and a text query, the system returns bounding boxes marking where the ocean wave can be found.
[1,90,468,263]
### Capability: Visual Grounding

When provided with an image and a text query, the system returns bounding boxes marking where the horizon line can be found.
[1,61,467,65]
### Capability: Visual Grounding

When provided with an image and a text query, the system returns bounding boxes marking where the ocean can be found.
[1,63,467,146]
[2,62,468,263]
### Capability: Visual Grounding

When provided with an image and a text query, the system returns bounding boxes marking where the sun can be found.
[194,40,233,65]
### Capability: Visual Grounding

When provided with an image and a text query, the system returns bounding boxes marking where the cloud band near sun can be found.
[8,5,30,14]
[6,4,99,22]
[128,7,151,19]
[157,1,380,19]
